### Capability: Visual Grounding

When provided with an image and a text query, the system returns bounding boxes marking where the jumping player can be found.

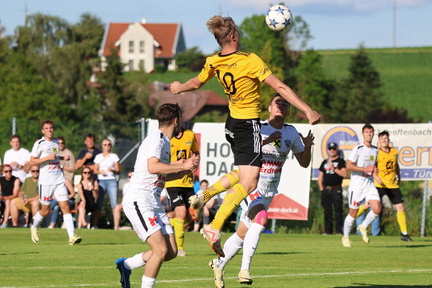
[198,95,314,287]
[171,15,320,257]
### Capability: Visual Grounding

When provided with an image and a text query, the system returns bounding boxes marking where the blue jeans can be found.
[356,209,380,236]
[97,179,118,209]
[49,199,75,226]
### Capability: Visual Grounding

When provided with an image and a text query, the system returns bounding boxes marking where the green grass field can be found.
[1,228,432,288]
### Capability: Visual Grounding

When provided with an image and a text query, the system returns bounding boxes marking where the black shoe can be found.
[401,234,413,242]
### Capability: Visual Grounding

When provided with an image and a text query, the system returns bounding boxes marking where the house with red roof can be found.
[99,19,186,72]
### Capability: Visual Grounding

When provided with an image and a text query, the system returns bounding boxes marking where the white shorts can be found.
[123,200,173,242]
[240,191,267,229]
[348,180,380,209]
[39,183,69,205]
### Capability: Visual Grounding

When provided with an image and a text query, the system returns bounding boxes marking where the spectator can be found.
[317,142,348,235]
[4,135,31,183]
[10,165,40,227]
[0,164,21,227]
[193,179,209,232]
[75,133,101,228]
[48,179,76,229]
[113,171,132,230]
[77,167,99,229]
[94,139,120,229]
[58,136,76,182]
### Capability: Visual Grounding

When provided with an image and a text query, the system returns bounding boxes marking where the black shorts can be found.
[225,115,262,167]
[377,187,404,204]
[166,187,195,210]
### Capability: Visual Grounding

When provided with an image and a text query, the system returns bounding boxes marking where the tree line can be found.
[0,11,413,124]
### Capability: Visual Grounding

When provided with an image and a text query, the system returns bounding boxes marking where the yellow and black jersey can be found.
[198,51,272,119]
[165,129,199,188]
[375,147,399,189]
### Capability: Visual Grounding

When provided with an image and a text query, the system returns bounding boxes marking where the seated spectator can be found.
[10,165,40,227]
[0,164,21,228]
[77,167,98,229]
[48,179,76,228]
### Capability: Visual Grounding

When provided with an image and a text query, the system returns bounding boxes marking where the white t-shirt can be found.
[122,130,170,212]
[31,137,64,185]
[347,144,378,190]
[4,148,31,183]
[256,120,304,208]
[94,153,120,180]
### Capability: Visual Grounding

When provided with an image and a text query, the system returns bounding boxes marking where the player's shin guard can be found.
[397,211,408,234]
[203,169,240,203]
[241,223,265,271]
[211,183,248,231]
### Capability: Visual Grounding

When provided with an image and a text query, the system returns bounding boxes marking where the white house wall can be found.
[119,23,155,73]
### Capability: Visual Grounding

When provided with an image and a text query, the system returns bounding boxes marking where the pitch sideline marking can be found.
[0,268,431,287]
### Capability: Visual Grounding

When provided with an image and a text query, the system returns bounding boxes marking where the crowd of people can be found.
[0,131,127,233]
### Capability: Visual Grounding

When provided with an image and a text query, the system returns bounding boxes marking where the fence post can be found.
[420,180,428,237]
[12,117,16,135]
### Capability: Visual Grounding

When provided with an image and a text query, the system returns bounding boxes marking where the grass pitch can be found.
[1,228,431,288]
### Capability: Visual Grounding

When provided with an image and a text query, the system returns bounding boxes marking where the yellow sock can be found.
[169,217,175,228]
[397,211,408,234]
[211,183,248,231]
[356,204,365,217]
[173,218,186,250]
[203,169,240,202]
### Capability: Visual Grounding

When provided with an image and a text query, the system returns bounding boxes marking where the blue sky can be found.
[0,0,431,54]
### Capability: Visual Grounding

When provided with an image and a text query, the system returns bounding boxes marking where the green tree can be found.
[175,47,206,71]
[292,50,335,123]
[329,45,384,123]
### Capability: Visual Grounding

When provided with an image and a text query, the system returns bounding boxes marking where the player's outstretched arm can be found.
[263,74,320,125]
[171,77,204,94]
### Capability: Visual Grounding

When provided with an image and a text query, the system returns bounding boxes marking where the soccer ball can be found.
[265,5,292,31]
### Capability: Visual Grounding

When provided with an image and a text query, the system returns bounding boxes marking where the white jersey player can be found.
[200,94,314,288]
[115,103,199,288]
[28,119,81,246]
[342,123,382,248]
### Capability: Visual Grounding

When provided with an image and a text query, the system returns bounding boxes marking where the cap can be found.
[328,142,338,149]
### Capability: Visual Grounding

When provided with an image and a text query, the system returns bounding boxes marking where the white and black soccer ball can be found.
[265,4,292,31]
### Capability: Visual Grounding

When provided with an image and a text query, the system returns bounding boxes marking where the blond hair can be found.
[206,16,237,47]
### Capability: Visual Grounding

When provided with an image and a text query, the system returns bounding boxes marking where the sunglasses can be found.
[3,170,12,173]
[328,148,337,151]
[103,143,111,146]
[83,171,92,174]
[58,142,64,144]
[31,170,40,172]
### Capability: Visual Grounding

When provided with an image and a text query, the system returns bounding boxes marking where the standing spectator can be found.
[58,136,76,182]
[10,165,40,227]
[94,139,120,229]
[375,130,413,241]
[165,128,200,257]
[115,103,198,288]
[342,124,381,247]
[318,142,347,235]
[171,15,320,256]
[29,119,81,245]
[75,133,102,228]
[77,167,99,229]
[4,135,31,183]
[0,164,21,227]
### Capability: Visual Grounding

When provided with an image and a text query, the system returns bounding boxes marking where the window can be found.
[129,41,134,53]
[128,60,134,71]
[139,60,145,70]
[139,41,145,53]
